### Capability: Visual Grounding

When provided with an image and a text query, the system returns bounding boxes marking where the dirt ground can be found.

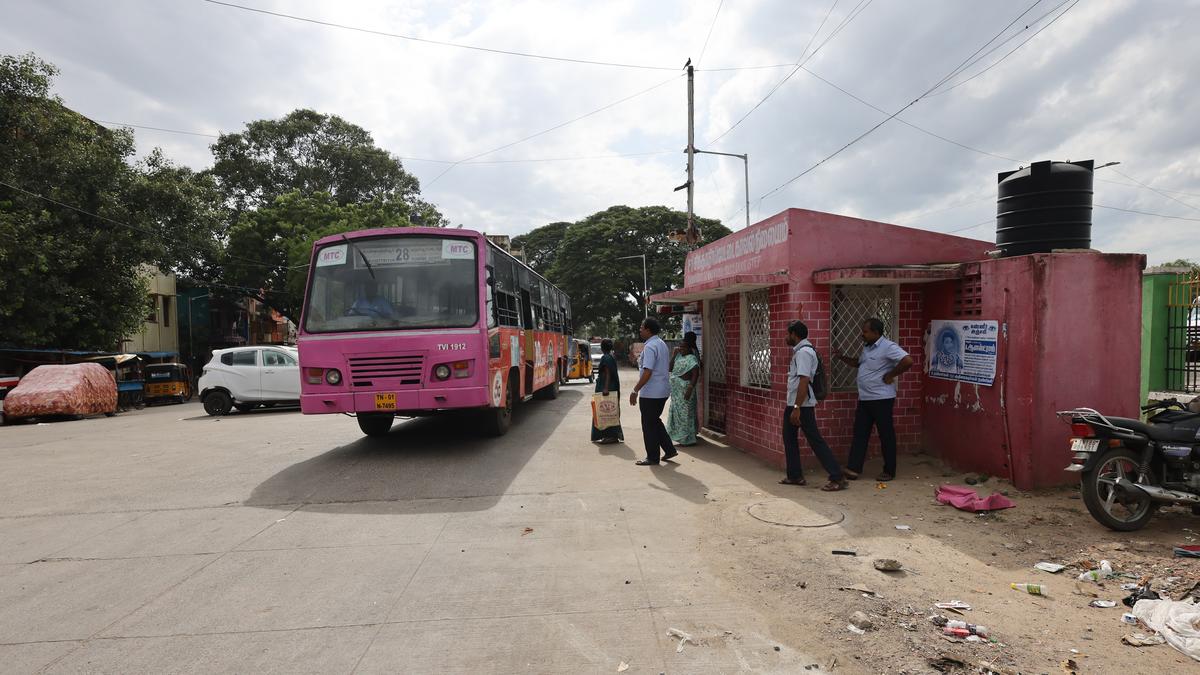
[692,450,1200,674]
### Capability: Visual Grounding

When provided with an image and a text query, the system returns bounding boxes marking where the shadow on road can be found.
[244,390,583,514]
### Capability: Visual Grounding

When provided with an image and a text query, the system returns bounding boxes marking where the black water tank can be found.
[995,159,1093,257]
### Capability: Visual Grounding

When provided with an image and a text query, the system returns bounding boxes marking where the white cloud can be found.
[2,0,1198,263]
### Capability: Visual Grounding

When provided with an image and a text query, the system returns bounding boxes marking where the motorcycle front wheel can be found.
[1080,447,1157,531]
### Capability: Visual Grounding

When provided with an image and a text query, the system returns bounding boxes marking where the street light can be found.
[694,149,750,230]
[616,254,649,318]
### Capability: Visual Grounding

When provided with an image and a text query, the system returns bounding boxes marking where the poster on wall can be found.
[682,313,703,357]
[926,320,998,386]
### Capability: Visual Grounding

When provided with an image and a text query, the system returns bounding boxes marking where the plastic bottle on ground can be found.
[946,620,989,637]
[1010,583,1045,595]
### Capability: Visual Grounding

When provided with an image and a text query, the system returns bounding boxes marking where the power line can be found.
[1097,177,1200,201]
[97,120,220,138]
[1109,168,1200,214]
[922,0,1054,97]
[0,178,280,271]
[696,0,725,67]
[705,0,869,146]
[1095,204,1200,222]
[946,217,995,234]
[424,73,683,186]
[755,0,1065,205]
[926,0,1078,98]
[203,0,680,71]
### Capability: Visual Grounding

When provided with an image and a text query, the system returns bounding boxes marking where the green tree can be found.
[209,109,444,225]
[222,191,413,325]
[0,53,223,349]
[547,206,730,338]
[1161,258,1199,271]
[511,221,569,273]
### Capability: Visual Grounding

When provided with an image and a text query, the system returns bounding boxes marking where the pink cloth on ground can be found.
[935,484,1016,511]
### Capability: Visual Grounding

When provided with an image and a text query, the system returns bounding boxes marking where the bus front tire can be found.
[483,376,515,436]
[357,412,395,437]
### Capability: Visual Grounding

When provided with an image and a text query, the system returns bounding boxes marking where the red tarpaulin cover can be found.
[935,484,1016,512]
[4,363,117,419]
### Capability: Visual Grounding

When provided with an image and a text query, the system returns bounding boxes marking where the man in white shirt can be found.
[629,318,677,465]
[833,317,914,482]
[782,321,846,491]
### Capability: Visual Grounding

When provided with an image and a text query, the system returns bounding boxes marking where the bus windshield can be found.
[304,235,478,333]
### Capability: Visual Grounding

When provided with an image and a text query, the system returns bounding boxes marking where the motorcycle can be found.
[1059,397,1200,531]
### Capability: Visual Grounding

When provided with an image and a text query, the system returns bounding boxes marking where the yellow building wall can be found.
[123,267,179,354]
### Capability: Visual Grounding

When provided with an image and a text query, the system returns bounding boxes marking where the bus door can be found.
[520,289,534,396]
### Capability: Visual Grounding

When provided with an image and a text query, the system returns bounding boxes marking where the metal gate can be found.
[704,298,728,433]
[1166,271,1200,393]
[830,285,898,391]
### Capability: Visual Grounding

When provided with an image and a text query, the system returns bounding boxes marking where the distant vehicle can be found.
[0,374,20,424]
[144,363,193,405]
[198,346,300,416]
[297,227,571,437]
[3,364,117,421]
[589,341,604,369]
[566,339,594,383]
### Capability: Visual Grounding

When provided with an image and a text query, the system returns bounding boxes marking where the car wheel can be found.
[357,412,395,437]
[203,390,233,416]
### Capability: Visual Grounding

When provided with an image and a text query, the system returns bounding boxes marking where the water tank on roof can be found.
[995,160,1093,257]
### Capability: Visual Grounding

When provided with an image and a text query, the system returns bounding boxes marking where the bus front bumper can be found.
[301,386,491,415]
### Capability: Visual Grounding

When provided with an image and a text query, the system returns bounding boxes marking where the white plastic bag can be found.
[1132,598,1200,662]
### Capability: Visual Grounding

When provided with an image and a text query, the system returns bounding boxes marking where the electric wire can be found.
[1109,168,1200,214]
[696,0,725,67]
[424,73,683,186]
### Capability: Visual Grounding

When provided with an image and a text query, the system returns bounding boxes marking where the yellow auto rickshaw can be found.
[566,339,594,383]
[144,363,193,404]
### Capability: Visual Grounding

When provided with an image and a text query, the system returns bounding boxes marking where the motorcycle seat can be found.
[1108,416,1198,443]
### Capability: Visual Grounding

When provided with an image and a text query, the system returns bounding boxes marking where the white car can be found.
[589,342,604,369]
[199,346,300,416]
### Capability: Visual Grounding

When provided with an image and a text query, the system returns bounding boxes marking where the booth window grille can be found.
[954,275,983,317]
[742,289,771,388]
[706,299,727,383]
[830,285,897,392]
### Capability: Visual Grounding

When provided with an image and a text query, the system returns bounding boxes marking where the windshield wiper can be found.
[341,234,375,280]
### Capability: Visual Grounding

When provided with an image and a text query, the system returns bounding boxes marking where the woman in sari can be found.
[591,339,624,444]
[667,341,699,446]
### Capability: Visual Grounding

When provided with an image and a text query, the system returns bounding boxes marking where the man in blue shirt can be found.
[833,317,914,482]
[629,317,677,465]
[782,321,845,491]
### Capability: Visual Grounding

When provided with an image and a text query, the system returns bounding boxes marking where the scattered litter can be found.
[935,600,972,611]
[874,558,903,572]
[666,628,696,653]
[831,549,858,556]
[1123,632,1166,647]
[521,527,534,536]
[1077,560,1114,582]
[927,656,966,672]
[839,585,878,597]
[875,482,888,490]
[1035,562,1066,574]
[617,661,630,672]
[977,660,1019,675]
[1010,583,1045,595]
[965,635,984,643]
[945,620,989,637]
[847,624,866,635]
[1123,585,1161,608]
[895,525,913,531]
[1121,583,1141,591]
[1175,544,1200,559]
[1061,658,1080,674]
[1131,598,1200,661]
[935,484,1016,512]
[1073,582,1100,598]
[1121,613,1140,625]
[849,611,874,631]
[1088,600,1117,608]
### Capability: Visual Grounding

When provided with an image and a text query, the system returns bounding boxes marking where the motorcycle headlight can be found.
[325,369,342,385]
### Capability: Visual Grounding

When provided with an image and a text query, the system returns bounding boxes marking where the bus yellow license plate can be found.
[374,393,397,410]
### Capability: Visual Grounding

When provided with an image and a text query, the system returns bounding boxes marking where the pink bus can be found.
[297,227,571,437]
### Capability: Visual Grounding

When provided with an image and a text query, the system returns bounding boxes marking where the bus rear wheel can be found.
[357,412,395,437]
[536,376,560,400]
[483,375,515,436]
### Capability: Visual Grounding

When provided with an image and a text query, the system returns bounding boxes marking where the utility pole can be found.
[695,149,750,230]
[686,61,697,245]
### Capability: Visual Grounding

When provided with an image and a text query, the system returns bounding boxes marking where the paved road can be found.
[0,372,823,674]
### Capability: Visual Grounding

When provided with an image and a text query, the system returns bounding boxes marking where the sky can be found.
[4,0,1199,264]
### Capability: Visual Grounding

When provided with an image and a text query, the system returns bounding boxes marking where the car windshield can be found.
[304,236,479,333]
[590,344,603,356]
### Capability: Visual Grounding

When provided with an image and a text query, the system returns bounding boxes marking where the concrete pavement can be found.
[0,371,827,674]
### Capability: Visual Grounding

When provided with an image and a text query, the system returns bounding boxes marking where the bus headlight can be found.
[325,369,342,385]
[434,364,452,381]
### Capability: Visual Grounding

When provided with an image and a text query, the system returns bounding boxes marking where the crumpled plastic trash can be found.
[666,628,696,653]
[1077,560,1115,582]
[935,485,1016,512]
[1131,598,1200,662]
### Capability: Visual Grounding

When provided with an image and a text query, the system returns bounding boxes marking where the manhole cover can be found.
[746,498,845,528]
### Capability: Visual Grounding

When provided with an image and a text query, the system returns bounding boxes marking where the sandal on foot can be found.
[635,459,660,466]
[875,472,894,482]
[821,480,848,492]
[778,477,807,486]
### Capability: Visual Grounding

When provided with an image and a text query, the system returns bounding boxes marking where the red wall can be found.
[921,251,1146,489]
